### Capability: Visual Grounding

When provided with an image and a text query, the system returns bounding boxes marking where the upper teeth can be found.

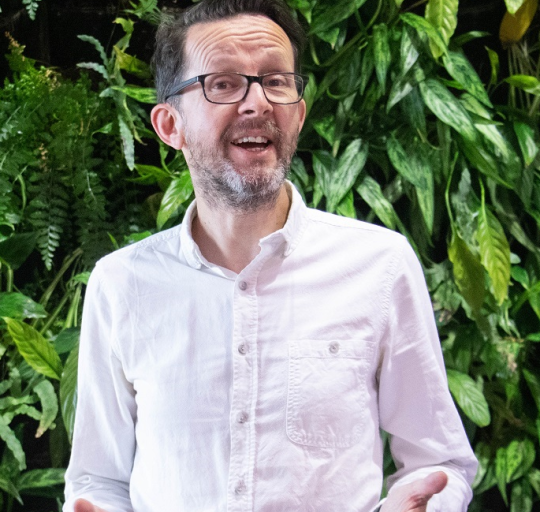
[234,136,269,144]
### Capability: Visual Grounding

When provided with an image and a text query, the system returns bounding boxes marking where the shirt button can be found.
[238,343,247,355]
[237,411,249,423]
[329,342,340,354]
[239,280,248,291]
[234,481,246,494]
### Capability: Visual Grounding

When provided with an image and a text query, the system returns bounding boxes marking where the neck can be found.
[191,184,291,274]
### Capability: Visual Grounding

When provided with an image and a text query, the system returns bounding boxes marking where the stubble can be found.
[183,118,299,213]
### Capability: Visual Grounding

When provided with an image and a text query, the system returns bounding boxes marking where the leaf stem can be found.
[366,0,384,30]
[403,0,429,13]
[38,249,83,311]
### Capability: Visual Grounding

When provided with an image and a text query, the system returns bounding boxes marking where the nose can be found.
[237,82,273,117]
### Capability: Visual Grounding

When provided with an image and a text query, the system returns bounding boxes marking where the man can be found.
[64,0,478,511]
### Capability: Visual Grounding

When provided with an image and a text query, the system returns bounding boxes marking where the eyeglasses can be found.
[165,72,308,105]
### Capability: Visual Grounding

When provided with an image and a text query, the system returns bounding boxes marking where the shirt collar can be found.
[179,181,308,270]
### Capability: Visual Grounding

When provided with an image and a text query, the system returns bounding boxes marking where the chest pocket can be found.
[286,339,371,448]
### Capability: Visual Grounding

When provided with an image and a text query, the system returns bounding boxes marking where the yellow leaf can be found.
[500,0,539,46]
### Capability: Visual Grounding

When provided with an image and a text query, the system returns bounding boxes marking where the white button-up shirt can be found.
[64,183,477,512]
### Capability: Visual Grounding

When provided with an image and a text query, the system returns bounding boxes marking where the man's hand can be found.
[380,471,448,512]
[74,499,108,512]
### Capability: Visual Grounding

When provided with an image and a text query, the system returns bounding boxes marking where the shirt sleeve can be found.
[63,262,136,512]
[377,239,478,511]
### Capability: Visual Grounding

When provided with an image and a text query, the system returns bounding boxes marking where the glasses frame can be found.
[165,72,309,105]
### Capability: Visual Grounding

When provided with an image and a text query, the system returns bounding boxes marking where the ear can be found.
[151,103,185,150]
[297,99,307,133]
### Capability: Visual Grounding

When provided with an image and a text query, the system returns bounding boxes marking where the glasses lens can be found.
[204,73,247,103]
[262,74,302,104]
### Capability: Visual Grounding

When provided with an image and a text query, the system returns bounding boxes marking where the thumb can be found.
[74,499,107,512]
[421,471,448,496]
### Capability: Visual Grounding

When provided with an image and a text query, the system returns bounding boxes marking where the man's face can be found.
[176,14,306,211]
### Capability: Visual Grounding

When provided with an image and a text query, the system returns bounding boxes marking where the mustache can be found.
[220,119,283,143]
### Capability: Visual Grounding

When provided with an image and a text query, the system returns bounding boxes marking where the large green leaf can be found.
[472,442,491,489]
[400,86,427,135]
[0,415,25,471]
[357,176,397,230]
[112,86,156,104]
[156,172,194,230]
[312,150,334,201]
[118,113,135,171]
[0,293,46,321]
[17,468,66,490]
[496,447,509,504]
[511,478,533,512]
[505,439,535,483]
[513,121,539,166]
[425,0,459,56]
[476,203,511,305]
[459,136,517,188]
[419,79,477,140]
[523,369,540,411]
[400,13,447,56]
[505,75,540,95]
[387,74,415,112]
[373,24,391,92]
[416,172,434,235]
[53,328,80,355]
[313,115,336,146]
[335,190,356,218]
[485,46,500,85]
[386,135,428,189]
[446,369,491,427]
[309,0,368,35]
[33,380,58,438]
[400,27,419,76]
[0,471,22,504]
[326,139,368,212]
[461,94,509,160]
[0,233,37,269]
[443,51,492,107]
[529,467,540,497]
[113,46,151,79]
[448,232,485,314]
[3,318,62,381]
[60,344,78,442]
[505,0,528,14]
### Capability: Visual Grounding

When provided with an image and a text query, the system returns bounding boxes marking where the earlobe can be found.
[151,103,185,150]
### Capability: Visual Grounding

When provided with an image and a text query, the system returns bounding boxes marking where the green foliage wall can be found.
[0,0,539,510]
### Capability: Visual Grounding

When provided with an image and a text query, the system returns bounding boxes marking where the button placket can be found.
[228,269,263,510]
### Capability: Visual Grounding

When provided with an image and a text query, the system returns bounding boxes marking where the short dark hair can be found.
[152,0,306,103]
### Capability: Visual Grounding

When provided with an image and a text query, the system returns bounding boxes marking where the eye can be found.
[264,74,290,88]
[206,74,243,91]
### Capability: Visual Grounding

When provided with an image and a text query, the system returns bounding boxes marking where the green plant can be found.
[3,0,540,510]
[0,9,158,508]
[281,0,540,509]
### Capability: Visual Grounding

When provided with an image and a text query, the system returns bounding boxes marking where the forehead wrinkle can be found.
[185,15,294,74]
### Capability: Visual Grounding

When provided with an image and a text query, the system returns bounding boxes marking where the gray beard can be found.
[184,119,298,213]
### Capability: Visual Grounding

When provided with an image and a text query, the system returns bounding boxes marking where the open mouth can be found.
[231,136,272,152]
